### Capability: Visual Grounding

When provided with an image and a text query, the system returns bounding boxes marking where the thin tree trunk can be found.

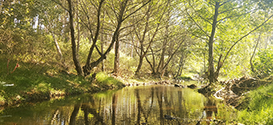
[250,34,260,72]
[101,11,105,71]
[76,0,80,54]
[85,0,104,66]
[83,0,151,75]
[112,94,118,125]
[176,55,184,78]
[135,54,145,75]
[67,0,83,76]
[113,39,120,75]
[83,0,128,76]
[208,2,219,84]
[51,29,63,61]
[134,5,151,75]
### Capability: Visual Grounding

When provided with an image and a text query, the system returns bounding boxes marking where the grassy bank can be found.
[236,82,273,124]
[0,58,125,107]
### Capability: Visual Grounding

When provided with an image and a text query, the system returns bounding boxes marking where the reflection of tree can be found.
[136,89,141,124]
[137,87,155,124]
[204,97,218,122]
[49,109,59,125]
[69,104,81,125]
[156,87,164,125]
[81,103,105,125]
[145,87,154,122]
[83,104,89,125]
[13,86,211,125]
[112,93,118,125]
[162,86,182,125]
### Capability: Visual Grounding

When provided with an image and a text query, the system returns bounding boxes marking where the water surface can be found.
[0,85,235,125]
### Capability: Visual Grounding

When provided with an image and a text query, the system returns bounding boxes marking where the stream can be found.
[0,83,236,125]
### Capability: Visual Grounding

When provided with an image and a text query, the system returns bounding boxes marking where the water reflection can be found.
[0,85,234,125]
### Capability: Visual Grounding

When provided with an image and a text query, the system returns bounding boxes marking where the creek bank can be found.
[212,76,271,108]
[0,73,125,109]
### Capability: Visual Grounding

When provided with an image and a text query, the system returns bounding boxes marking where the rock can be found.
[174,84,184,88]
[187,84,197,89]
[174,84,180,87]
[164,115,176,120]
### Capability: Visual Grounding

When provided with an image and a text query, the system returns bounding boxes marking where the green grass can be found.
[237,83,273,124]
[96,72,124,88]
[0,58,124,106]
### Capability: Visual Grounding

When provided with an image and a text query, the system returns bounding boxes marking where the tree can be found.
[184,0,273,85]
[67,0,83,76]
[82,0,152,76]
[131,0,170,76]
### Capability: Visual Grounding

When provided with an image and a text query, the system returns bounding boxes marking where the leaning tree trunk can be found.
[113,39,120,75]
[67,0,83,76]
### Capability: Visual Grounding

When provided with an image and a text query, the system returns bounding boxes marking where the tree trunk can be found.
[52,32,63,61]
[101,11,105,71]
[135,54,145,75]
[208,2,219,84]
[83,0,128,76]
[67,0,83,76]
[112,94,118,125]
[250,34,260,73]
[85,0,104,66]
[76,0,80,54]
[176,54,184,78]
[113,39,120,75]
[101,29,104,72]
[134,5,151,75]
[69,104,81,125]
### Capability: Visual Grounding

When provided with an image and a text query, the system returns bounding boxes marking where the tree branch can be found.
[123,0,151,21]
[51,0,69,12]
[222,14,273,66]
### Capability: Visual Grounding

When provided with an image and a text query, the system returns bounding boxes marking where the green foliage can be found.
[253,48,273,77]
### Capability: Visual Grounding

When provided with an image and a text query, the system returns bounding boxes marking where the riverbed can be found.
[0,84,236,125]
